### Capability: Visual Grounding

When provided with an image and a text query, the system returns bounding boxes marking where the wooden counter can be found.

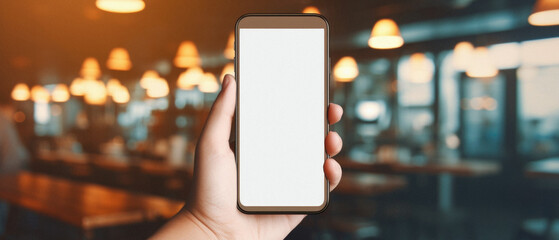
[0,172,184,231]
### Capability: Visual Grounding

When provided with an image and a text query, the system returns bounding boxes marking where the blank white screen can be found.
[239,28,325,207]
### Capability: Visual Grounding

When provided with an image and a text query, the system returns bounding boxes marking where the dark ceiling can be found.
[0,0,540,89]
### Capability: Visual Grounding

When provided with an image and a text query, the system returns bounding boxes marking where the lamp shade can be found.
[198,73,219,93]
[174,41,201,68]
[106,79,122,96]
[112,85,130,104]
[51,84,70,102]
[140,70,160,89]
[466,47,499,78]
[177,67,204,90]
[146,78,169,98]
[406,53,434,83]
[368,19,404,49]
[303,6,320,14]
[70,78,86,96]
[107,48,132,71]
[453,41,474,70]
[96,0,145,13]
[220,63,235,83]
[84,80,107,105]
[80,57,101,79]
[11,83,30,101]
[224,33,235,60]
[31,85,50,103]
[333,56,359,82]
[529,0,559,26]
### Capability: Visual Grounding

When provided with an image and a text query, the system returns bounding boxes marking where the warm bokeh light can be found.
[224,32,235,60]
[302,6,320,14]
[107,48,132,71]
[220,63,235,83]
[13,111,26,123]
[70,78,86,96]
[84,80,107,105]
[51,84,70,102]
[140,70,160,89]
[482,96,498,111]
[34,102,50,124]
[368,19,404,49]
[356,101,383,121]
[11,83,30,101]
[30,85,50,103]
[96,0,145,13]
[528,0,559,26]
[406,53,434,83]
[488,42,521,69]
[112,85,130,104]
[466,47,499,78]
[333,56,359,82]
[445,134,460,149]
[198,73,219,93]
[146,78,170,98]
[174,41,201,68]
[106,79,122,96]
[453,41,474,70]
[177,67,204,90]
[80,57,101,79]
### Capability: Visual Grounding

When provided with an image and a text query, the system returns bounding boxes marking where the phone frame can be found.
[235,14,330,214]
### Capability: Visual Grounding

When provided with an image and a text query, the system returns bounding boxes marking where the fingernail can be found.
[222,75,230,88]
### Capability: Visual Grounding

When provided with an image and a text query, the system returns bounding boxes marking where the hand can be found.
[151,75,343,240]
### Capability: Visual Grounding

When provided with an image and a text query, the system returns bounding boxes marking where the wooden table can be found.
[0,172,184,238]
[339,158,500,211]
[36,152,191,176]
[336,172,407,196]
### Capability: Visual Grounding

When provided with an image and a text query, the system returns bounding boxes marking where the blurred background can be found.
[0,0,559,239]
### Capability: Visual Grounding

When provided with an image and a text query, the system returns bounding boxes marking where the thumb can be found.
[198,74,236,151]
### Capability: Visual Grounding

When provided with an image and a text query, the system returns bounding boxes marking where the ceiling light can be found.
[224,33,235,60]
[107,48,132,71]
[220,63,235,83]
[51,84,70,102]
[452,41,474,70]
[140,70,160,89]
[96,0,145,13]
[84,80,107,105]
[529,0,559,26]
[368,19,404,49]
[80,57,101,79]
[174,41,201,68]
[31,85,50,103]
[466,47,499,78]
[11,83,30,101]
[333,56,359,82]
[199,73,219,93]
[146,78,169,98]
[303,6,320,14]
[112,85,130,104]
[177,67,204,90]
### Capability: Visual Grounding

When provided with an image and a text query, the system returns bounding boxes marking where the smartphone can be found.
[235,14,329,214]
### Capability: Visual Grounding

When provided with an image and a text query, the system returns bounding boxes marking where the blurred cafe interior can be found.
[1,0,559,239]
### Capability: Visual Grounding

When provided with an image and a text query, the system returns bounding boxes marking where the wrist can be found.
[182,210,220,239]
[150,209,219,240]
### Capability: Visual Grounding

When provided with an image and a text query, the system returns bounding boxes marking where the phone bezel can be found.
[235,14,330,214]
